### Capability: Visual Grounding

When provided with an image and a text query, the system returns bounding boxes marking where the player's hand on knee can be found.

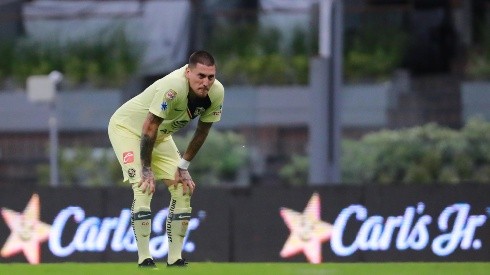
[177,168,195,196]
[139,166,155,194]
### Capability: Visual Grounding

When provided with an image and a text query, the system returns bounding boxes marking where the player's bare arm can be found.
[139,112,163,194]
[177,120,213,195]
[184,120,213,161]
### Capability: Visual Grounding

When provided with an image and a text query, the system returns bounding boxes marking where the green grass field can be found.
[0,262,488,275]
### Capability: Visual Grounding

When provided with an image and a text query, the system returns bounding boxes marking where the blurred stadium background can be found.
[0,0,489,266]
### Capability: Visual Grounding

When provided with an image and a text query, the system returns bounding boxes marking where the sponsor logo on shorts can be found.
[128,168,136,178]
[123,151,134,164]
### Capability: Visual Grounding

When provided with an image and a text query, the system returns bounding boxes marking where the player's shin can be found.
[166,184,192,264]
[131,184,153,264]
[133,206,152,263]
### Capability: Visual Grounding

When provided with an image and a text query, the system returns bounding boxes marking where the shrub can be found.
[465,21,490,80]
[37,147,120,187]
[278,154,309,186]
[342,118,490,184]
[280,118,490,185]
[36,130,249,187]
[207,23,311,86]
[344,26,408,82]
[174,129,249,185]
[1,30,139,89]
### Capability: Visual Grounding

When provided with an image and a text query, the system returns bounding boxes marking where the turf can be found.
[0,262,488,275]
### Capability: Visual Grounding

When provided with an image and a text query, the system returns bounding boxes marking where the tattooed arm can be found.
[138,112,163,194]
[182,120,213,162]
[176,120,213,195]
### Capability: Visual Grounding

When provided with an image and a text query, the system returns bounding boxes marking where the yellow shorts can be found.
[108,122,181,183]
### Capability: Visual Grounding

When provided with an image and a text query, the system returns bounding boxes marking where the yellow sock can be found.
[132,183,153,264]
[167,183,191,264]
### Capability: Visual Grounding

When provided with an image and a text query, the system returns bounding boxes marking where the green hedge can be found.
[36,130,249,187]
[342,118,490,185]
[465,22,490,80]
[207,24,312,86]
[279,118,490,185]
[205,22,409,85]
[343,26,408,82]
[0,30,139,88]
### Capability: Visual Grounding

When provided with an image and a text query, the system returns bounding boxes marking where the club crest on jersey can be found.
[165,89,177,100]
[123,151,134,164]
[194,107,205,117]
[128,168,136,178]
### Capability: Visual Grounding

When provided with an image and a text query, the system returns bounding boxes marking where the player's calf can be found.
[166,183,192,265]
[133,206,153,265]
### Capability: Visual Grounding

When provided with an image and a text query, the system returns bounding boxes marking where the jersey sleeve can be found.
[148,79,178,119]
[200,83,224,123]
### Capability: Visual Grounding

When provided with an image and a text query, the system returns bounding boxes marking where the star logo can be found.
[279,193,333,264]
[1,194,51,264]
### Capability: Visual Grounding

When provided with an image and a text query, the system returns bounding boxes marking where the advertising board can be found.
[1,185,488,264]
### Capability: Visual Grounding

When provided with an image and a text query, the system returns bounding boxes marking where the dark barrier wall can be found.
[0,184,488,264]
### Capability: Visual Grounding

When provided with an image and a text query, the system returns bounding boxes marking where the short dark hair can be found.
[189,50,215,67]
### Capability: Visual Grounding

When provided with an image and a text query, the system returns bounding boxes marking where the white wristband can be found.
[178,158,190,170]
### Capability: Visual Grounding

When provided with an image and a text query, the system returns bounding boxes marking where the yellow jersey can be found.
[110,65,224,140]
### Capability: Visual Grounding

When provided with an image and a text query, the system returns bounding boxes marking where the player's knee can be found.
[132,185,152,208]
[168,183,191,208]
[164,178,179,189]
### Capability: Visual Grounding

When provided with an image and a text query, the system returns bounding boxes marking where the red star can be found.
[280,193,332,264]
[1,194,51,264]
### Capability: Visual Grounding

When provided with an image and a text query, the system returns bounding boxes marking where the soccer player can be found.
[108,51,224,268]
